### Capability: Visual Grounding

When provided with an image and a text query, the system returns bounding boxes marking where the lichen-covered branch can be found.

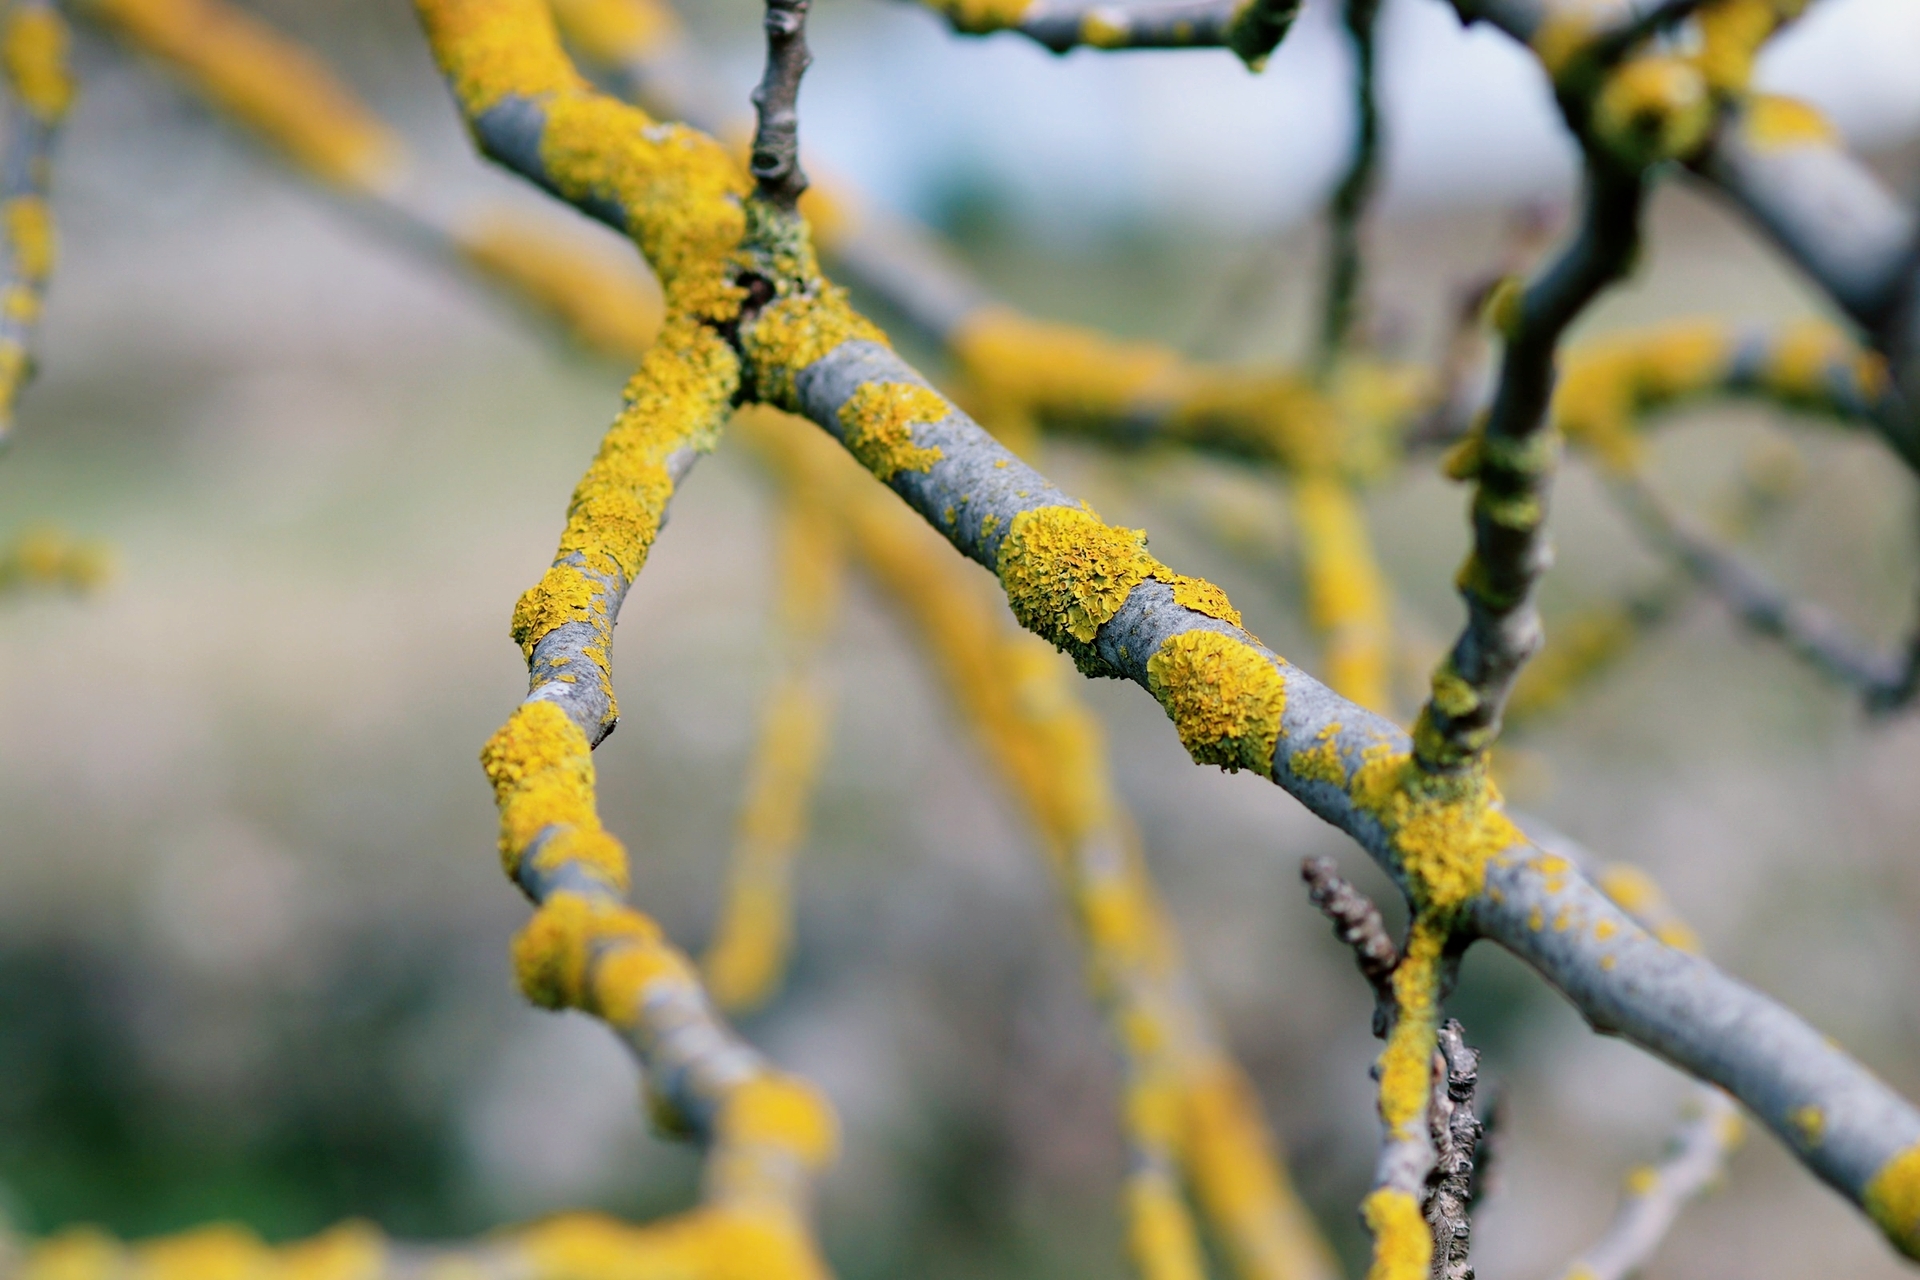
[413,0,1920,1264]
[744,407,1340,1280]
[0,0,74,441]
[914,0,1302,68]
[702,490,846,1013]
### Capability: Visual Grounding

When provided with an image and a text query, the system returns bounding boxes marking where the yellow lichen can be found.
[1625,1164,1659,1196]
[836,380,948,480]
[1743,93,1837,151]
[1160,570,1244,628]
[20,1227,121,1280]
[1593,56,1713,166]
[1376,918,1444,1137]
[1866,1143,1920,1266]
[1554,321,1733,472]
[480,700,631,887]
[999,505,1157,646]
[1125,1171,1207,1280]
[1146,631,1287,775]
[1790,1104,1825,1147]
[1291,474,1391,713]
[1529,8,1599,80]
[745,287,890,411]
[548,0,681,64]
[135,1224,276,1280]
[1360,1186,1431,1280]
[1290,723,1347,787]
[720,1075,840,1169]
[511,889,661,1010]
[1695,0,1805,96]
[1349,748,1522,915]
[928,0,1038,34]
[2,5,72,124]
[457,206,663,360]
[94,0,402,190]
[1081,11,1129,49]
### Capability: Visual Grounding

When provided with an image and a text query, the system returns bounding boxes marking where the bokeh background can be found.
[3,0,1920,1276]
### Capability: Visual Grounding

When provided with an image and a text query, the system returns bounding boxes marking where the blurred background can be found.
[2,0,1920,1276]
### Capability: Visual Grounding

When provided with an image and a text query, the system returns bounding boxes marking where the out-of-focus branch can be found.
[0,0,74,441]
[1605,470,1919,708]
[912,0,1303,68]
[1318,0,1382,370]
[1524,821,1743,1280]
[1301,854,1398,1030]
[747,408,1340,1280]
[701,491,846,1014]
[0,524,110,595]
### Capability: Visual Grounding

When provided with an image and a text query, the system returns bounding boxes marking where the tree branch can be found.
[913,0,1303,68]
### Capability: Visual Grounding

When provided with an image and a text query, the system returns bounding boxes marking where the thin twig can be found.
[1427,1019,1482,1280]
[1318,0,1383,372]
[750,0,811,210]
[1302,854,1399,1033]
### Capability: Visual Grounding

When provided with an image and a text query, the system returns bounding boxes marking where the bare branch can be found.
[1318,0,1383,369]
[1427,1019,1482,1280]
[1302,854,1399,1027]
[750,0,811,210]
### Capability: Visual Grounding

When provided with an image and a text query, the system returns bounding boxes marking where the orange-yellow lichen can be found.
[277,1222,385,1280]
[1867,1142,1920,1257]
[1377,917,1444,1137]
[1760,317,1887,405]
[94,0,401,190]
[719,1074,840,1169]
[1360,1186,1431,1280]
[1350,747,1522,914]
[480,700,631,888]
[1694,0,1806,97]
[836,380,949,480]
[548,0,682,64]
[1080,11,1130,49]
[1125,1170,1207,1280]
[1146,631,1287,775]
[134,1224,278,1280]
[1593,56,1713,166]
[1742,93,1837,151]
[744,288,890,411]
[0,525,113,592]
[1790,1104,1825,1146]
[511,318,737,666]
[999,505,1157,645]
[20,1226,121,1280]
[511,889,662,1010]
[927,0,1038,34]
[2,5,72,123]
[1529,8,1599,80]
[1624,1163,1659,1197]
[457,207,663,360]
[1162,571,1244,628]
[1290,723,1347,787]
[1598,863,1703,953]
[1554,321,1734,472]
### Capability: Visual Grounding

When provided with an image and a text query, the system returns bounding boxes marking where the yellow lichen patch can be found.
[548,0,681,64]
[277,1222,385,1280]
[94,0,402,190]
[1080,11,1130,49]
[928,0,1038,34]
[1125,1171,1207,1280]
[1743,93,1837,151]
[1290,723,1347,787]
[134,1224,274,1280]
[1360,1187,1431,1280]
[1146,631,1287,775]
[951,307,1180,441]
[1554,321,1733,472]
[1291,474,1391,713]
[1694,0,1804,96]
[1157,569,1243,628]
[1594,917,1618,941]
[1791,1104,1825,1146]
[1625,1164,1659,1196]
[1594,56,1713,166]
[999,505,1157,645]
[1762,318,1885,404]
[416,0,592,115]
[1864,1141,1920,1256]
[20,1227,120,1280]
[2,5,72,124]
[511,890,661,1010]
[1529,7,1599,80]
[1507,603,1638,722]
[836,380,948,480]
[1350,748,1521,914]
[745,287,890,411]
[1597,863,1703,954]
[0,525,113,592]
[719,1075,840,1169]
[457,207,663,361]
[1376,918,1444,1137]
[480,700,632,887]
